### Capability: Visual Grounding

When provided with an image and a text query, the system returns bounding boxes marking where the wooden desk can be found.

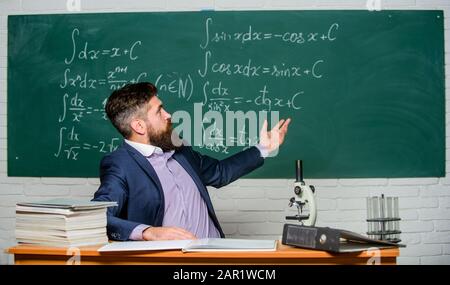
[6,241,399,265]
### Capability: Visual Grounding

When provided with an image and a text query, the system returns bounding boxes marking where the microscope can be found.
[282,162,405,252]
[285,160,317,226]
[282,160,325,251]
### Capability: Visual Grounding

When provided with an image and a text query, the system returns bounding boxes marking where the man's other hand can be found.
[143,226,197,241]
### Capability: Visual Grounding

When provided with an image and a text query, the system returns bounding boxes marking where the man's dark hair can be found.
[105,82,158,138]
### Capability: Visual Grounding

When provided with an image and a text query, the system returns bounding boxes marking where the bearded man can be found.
[93,82,290,241]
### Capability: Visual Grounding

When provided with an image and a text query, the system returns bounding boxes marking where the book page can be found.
[182,238,277,252]
[98,240,193,252]
[17,198,117,210]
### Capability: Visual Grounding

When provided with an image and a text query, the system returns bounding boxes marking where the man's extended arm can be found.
[186,118,291,188]
[186,145,264,188]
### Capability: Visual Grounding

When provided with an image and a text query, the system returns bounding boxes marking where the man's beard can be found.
[147,121,182,152]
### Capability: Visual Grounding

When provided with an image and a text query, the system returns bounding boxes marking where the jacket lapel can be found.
[123,142,164,194]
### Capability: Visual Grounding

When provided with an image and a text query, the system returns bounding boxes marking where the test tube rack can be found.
[366,194,402,243]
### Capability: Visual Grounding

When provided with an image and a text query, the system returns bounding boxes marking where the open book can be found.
[182,238,277,252]
[98,238,277,253]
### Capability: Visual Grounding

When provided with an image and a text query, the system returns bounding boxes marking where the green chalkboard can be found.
[8,10,445,178]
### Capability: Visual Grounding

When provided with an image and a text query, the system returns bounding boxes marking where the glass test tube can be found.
[394,197,399,240]
[366,197,373,239]
[386,197,393,240]
[372,197,380,239]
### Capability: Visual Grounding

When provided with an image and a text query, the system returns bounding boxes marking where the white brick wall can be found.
[0,0,449,265]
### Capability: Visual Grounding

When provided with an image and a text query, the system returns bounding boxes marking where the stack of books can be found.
[15,199,117,247]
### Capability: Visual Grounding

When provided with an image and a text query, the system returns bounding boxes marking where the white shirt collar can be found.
[125,139,163,157]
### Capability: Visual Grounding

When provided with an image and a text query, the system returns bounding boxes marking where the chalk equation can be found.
[52,17,340,161]
[200,17,339,49]
[58,92,107,123]
[60,67,148,90]
[65,28,142,64]
[198,50,324,79]
[54,126,120,160]
[201,81,303,112]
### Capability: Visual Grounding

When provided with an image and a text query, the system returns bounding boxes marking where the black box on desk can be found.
[281,224,405,253]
